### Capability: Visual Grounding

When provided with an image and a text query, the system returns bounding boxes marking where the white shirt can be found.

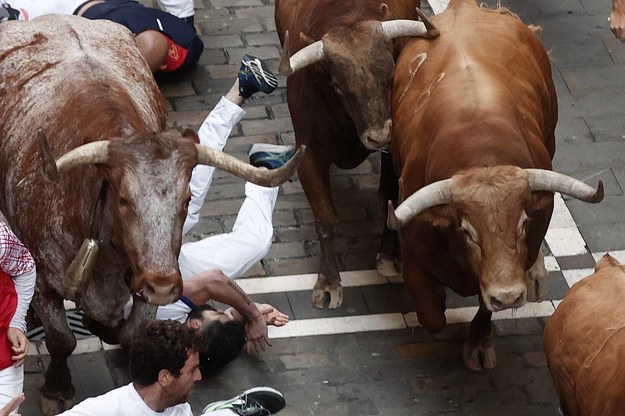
[156,300,191,323]
[58,383,193,416]
[2,0,87,20]
[123,297,191,324]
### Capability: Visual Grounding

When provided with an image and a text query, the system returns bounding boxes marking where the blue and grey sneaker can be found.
[238,54,279,98]
[248,144,296,170]
[202,386,286,416]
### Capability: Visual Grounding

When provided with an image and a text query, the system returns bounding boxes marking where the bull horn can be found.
[39,130,110,181]
[387,178,452,230]
[279,30,324,76]
[526,169,604,203]
[381,9,440,40]
[196,144,306,187]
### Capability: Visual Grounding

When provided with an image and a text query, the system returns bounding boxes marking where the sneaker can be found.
[238,54,279,98]
[248,144,295,170]
[202,386,286,416]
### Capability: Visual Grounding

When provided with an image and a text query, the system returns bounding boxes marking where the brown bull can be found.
[387,0,603,369]
[275,0,439,308]
[0,16,301,414]
[544,254,625,416]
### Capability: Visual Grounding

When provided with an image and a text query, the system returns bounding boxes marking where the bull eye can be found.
[331,80,344,96]
[460,220,478,244]
[460,226,476,244]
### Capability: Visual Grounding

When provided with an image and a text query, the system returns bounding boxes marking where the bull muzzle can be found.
[134,273,182,305]
[483,283,527,312]
[361,119,392,151]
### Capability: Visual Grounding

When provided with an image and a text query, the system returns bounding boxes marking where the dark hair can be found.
[129,320,200,386]
[190,305,245,374]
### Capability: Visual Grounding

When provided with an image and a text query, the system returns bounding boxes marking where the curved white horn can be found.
[526,169,604,203]
[381,9,440,40]
[387,179,452,230]
[279,30,324,76]
[196,144,306,187]
[39,130,110,181]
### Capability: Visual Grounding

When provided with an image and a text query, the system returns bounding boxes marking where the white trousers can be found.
[0,365,22,413]
[156,0,194,18]
[180,97,278,280]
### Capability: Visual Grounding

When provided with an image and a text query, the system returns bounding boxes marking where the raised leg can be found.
[377,152,401,279]
[32,285,77,415]
[463,296,496,370]
[179,183,278,279]
[526,249,548,302]
[298,151,342,309]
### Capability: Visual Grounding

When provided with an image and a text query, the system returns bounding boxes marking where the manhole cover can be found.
[27,309,94,341]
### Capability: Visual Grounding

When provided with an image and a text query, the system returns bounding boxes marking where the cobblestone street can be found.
[3,0,625,414]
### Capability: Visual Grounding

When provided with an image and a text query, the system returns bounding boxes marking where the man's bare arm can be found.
[182,269,270,352]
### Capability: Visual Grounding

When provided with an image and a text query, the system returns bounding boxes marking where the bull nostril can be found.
[143,283,155,296]
[169,284,180,298]
[490,296,504,311]
[489,290,526,311]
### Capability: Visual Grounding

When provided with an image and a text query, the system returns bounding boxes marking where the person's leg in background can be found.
[156,0,195,27]
[179,180,279,279]
[183,90,246,235]
[79,0,203,73]
[184,55,279,234]
[0,366,23,410]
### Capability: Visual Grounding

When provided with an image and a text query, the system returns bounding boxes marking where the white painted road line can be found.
[269,301,559,339]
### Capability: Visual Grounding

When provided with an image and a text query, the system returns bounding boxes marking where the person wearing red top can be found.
[0,222,36,415]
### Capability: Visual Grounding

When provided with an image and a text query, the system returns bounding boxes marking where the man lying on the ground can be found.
[1,0,203,73]
[163,268,289,374]
[159,54,289,372]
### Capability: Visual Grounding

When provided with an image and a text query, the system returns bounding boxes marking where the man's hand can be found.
[0,393,25,416]
[244,315,271,354]
[257,303,289,327]
[7,328,28,367]
[612,0,625,41]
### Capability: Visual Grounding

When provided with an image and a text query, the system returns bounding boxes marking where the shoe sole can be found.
[248,143,295,155]
[202,386,285,414]
[242,58,279,92]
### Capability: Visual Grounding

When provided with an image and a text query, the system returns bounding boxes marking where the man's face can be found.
[186,309,231,330]
[164,350,202,405]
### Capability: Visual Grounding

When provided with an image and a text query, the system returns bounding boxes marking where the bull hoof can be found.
[312,289,326,309]
[462,341,497,370]
[376,256,402,281]
[327,286,343,309]
[311,286,343,309]
[41,395,75,416]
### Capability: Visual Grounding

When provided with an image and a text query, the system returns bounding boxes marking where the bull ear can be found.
[595,254,621,271]
[379,3,391,19]
[181,129,200,144]
[299,31,315,46]
[422,206,452,229]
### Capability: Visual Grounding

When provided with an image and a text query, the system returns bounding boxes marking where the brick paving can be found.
[3,0,625,414]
